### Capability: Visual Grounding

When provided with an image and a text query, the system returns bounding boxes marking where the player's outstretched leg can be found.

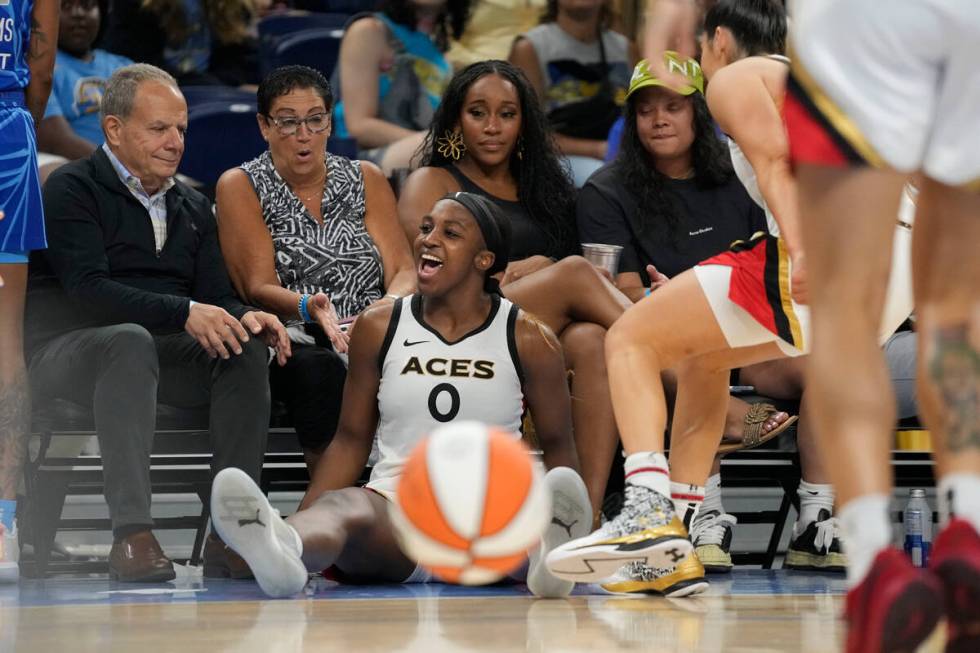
[527,466,592,598]
[211,468,308,598]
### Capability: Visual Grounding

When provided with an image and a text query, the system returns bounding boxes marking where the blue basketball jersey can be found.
[0,0,33,92]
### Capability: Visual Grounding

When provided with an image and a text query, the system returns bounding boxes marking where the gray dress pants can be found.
[28,323,270,531]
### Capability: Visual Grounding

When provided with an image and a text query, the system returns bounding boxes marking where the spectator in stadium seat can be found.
[446,0,545,69]
[36,0,132,182]
[214,66,416,475]
[397,60,633,518]
[576,54,802,575]
[25,64,290,583]
[100,0,259,86]
[332,0,471,175]
[509,0,636,186]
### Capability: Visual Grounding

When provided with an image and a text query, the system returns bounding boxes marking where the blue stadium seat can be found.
[267,28,344,80]
[293,0,373,14]
[605,116,624,162]
[180,101,266,187]
[328,136,358,159]
[180,85,254,109]
[258,10,349,38]
[259,13,348,77]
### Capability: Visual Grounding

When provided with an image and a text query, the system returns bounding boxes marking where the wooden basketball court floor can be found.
[0,569,950,652]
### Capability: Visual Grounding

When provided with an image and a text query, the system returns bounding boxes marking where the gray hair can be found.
[101,64,180,122]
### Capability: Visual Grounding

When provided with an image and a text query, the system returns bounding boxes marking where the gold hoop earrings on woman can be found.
[437,130,466,161]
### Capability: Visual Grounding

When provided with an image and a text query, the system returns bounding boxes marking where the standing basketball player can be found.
[638,1,979,651]
[210,192,591,599]
[546,0,911,593]
[786,2,980,651]
[0,0,58,583]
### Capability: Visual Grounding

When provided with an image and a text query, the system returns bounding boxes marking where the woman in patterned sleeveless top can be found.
[215,66,415,474]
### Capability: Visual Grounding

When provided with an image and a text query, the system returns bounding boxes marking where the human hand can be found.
[643,0,699,88]
[646,264,670,292]
[241,311,292,366]
[790,254,808,305]
[309,292,351,353]
[501,255,554,286]
[185,303,250,359]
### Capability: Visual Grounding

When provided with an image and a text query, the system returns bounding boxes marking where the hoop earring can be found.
[436,129,466,161]
[516,137,524,161]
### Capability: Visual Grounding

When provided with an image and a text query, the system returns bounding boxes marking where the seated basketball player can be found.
[210,192,591,598]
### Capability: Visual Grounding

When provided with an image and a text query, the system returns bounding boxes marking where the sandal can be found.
[717,403,798,454]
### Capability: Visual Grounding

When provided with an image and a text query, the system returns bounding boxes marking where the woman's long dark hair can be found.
[419,61,577,259]
[380,0,472,51]
[617,91,732,240]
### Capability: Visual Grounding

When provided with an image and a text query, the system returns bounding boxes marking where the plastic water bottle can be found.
[903,489,932,567]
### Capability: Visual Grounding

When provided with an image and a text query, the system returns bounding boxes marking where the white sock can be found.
[670,482,705,531]
[938,473,980,534]
[701,474,725,516]
[797,480,835,532]
[838,494,892,588]
[624,451,671,497]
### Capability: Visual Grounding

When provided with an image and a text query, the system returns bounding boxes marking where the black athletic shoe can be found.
[786,509,846,572]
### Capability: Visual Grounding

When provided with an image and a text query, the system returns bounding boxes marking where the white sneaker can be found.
[527,467,591,598]
[0,522,18,583]
[210,468,308,598]
[546,484,692,583]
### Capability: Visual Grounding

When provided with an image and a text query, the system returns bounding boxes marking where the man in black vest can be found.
[25,64,291,582]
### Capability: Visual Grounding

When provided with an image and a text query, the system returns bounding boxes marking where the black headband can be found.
[442,192,511,289]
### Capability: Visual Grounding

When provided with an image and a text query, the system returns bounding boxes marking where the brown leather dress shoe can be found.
[109,530,176,582]
[203,533,254,579]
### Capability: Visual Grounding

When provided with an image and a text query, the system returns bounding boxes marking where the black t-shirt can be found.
[443,165,573,261]
[576,161,767,284]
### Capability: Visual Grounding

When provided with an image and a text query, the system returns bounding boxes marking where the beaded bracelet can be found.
[298,294,313,322]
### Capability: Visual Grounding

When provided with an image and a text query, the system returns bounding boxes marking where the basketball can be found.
[389,421,551,585]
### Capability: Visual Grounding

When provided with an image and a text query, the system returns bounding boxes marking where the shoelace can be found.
[604,485,673,536]
[812,517,841,553]
[691,512,737,547]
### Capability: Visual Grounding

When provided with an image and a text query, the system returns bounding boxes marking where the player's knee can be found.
[309,487,375,529]
[607,318,656,364]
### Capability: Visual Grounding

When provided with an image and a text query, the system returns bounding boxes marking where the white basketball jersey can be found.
[366,294,525,495]
[727,54,790,238]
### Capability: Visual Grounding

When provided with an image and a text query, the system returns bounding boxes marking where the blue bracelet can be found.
[298,294,313,322]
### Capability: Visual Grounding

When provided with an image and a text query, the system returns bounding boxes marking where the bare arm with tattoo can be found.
[24,0,59,126]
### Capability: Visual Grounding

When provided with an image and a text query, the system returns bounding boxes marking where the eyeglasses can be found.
[265,113,330,136]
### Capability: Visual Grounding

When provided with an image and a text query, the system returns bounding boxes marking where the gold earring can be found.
[437,129,466,161]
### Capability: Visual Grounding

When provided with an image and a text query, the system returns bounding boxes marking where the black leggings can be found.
[270,338,347,452]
